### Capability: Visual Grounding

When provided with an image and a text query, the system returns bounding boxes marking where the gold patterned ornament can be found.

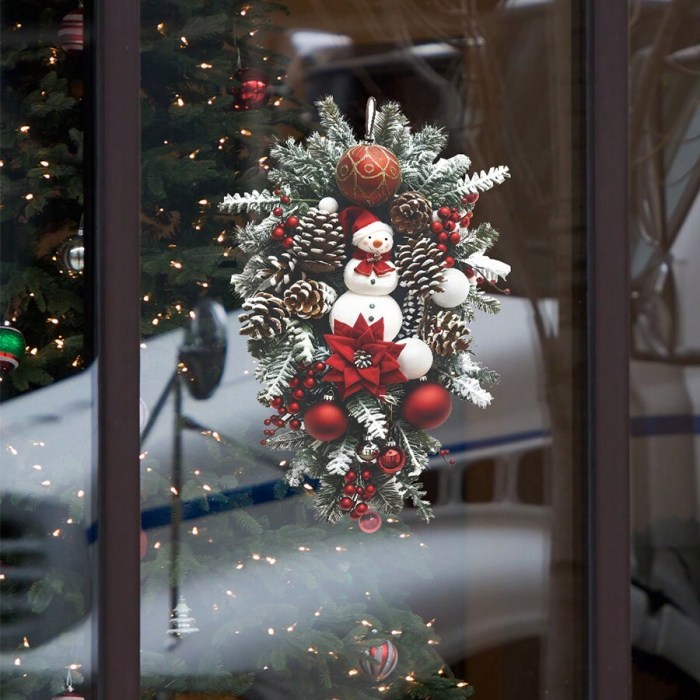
[335,144,402,207]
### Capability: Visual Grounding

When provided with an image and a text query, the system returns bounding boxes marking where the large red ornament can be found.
[58,7,84,53]
[402,382,452,429]
[231,68,269,111]
[323,315,406,399]
[303,400,348,441]
[377,443,406,475]
[359,639,399,681]
[335,145,402,207]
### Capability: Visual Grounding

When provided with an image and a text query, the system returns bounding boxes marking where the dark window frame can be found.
[93,0,631,696]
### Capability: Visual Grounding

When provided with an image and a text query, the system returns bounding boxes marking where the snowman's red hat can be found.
[338,206,392,245]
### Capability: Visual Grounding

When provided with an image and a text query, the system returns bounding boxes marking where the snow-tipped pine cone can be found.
[395,237,445,298]
[256,252,303,292]
[292,207,346,273]
[390,191,432,236]
[240,293,289,340]
[283,279,337,319]
[423,310,471,356]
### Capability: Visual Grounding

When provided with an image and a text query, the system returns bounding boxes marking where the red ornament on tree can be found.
[402,382,452,429]
[303,399,348,441]
[359,639,399,681]
[376,443,406,475]
[58,7,84,53]
[230,68,269,111]
[335,145,402,207]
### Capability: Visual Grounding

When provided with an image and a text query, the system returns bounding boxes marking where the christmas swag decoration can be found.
[220,97,511,525]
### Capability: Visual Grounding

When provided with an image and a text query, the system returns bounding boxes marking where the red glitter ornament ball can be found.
[402,382,453,429]
[231,68,269,111]
[58,8,84,52]
[303,400,348,441]
[335,144,402,207]
[376,444,406,475]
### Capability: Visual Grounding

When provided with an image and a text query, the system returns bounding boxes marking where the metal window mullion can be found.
[94,0,141,697]
[587,0,631,697]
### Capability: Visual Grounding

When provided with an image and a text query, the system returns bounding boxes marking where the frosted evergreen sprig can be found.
[459,165,511,195]
[219,189,280,215]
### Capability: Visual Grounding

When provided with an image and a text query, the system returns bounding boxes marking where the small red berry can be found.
[460,216,471,228]
[437,243,448,253]
[444,256,455,268]
[303,377,316,388]
[289,419,302,430]
[277,406,288,415]
[282,237,294,249]
[437,232,448,243]
[273,188,281,195]
[271,227,285,240]
[288,402,301,414]
[264,419,271,426]
[356,486,365,496]
[345,470,358,482]
[272,207,283,217]
[274,417,285,427]
[438,206,451,220]
[260,439,267,445]
[449,232,461,244]
[464,192,479,204]
[306,369,315,376]
[292,388,305,400]
[313,361,326,372]
[344,484,357,496]
[364,483,376,497]
[290,377,300,387]
[285,215,299,229]
[444,220,456,232]
[349,510,362,520]
[354,502,369,515]
[280,195,290,204]
[339,497,354,512]
[430,221,443,234]
[451,210,461,222]
[271,396,283,408]
[361,470,373,481]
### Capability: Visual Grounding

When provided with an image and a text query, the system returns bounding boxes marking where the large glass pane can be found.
[629,2,700,697]
[138,1,586,698]
[1,1,95,698]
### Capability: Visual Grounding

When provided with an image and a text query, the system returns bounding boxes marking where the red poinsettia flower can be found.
[323,315,407,399]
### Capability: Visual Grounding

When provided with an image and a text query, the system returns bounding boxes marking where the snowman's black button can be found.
[369,304,375,309]
[368,316,375,322]
[370,279,376,285]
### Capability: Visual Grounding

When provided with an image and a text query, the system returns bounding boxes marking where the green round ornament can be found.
[0,325,26,371]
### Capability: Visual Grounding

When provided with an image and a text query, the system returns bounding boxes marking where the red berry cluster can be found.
[429,203,473,269]
[338,468,377,519]
[260,360,327,444]
[270,191,298,249]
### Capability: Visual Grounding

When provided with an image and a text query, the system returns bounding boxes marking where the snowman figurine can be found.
[329,207,403,340]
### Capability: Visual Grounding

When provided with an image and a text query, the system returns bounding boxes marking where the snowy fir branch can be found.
[316,95,358,151]
[346,393,389,441]
[397,481,434,523]
[219,189,280,215]
[326,433,360,475]
[458,165,511,196]
[287,320,317,364]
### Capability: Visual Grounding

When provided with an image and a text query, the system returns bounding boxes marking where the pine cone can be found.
[399,293,425,339]
[390,191,432,236]
[240,293,288,340]
[292,208,346,273]
[256,252,303,292]
[395,237,445,299]
[283,279,337,319]
[423,310,471,356]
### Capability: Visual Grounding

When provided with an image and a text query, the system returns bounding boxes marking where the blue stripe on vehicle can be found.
[630,414,700,437]
[86,417,700,542]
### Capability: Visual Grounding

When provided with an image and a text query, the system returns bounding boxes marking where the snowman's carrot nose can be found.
[372,239,383,248]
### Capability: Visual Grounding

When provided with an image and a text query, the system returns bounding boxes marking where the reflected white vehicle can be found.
[0,295,555,688]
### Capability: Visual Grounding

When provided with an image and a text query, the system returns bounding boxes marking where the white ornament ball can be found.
[330,292,403,341]
[431,267,470,308]
[318,196,339,214]
[396,337,433,380]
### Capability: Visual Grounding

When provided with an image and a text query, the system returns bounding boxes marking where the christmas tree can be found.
[2,4,480,699]
[0,0,304,399]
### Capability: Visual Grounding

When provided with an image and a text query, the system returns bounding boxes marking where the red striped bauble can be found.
[58,8,84,53]
[359,639,398,681]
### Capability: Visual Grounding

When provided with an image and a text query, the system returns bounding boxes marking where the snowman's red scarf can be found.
[351,250,394,277]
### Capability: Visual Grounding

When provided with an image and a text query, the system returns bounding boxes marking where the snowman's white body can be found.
[330,292,403,341]
[330,222,403,340]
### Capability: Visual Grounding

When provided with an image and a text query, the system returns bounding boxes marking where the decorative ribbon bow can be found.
[352,250,395,277]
